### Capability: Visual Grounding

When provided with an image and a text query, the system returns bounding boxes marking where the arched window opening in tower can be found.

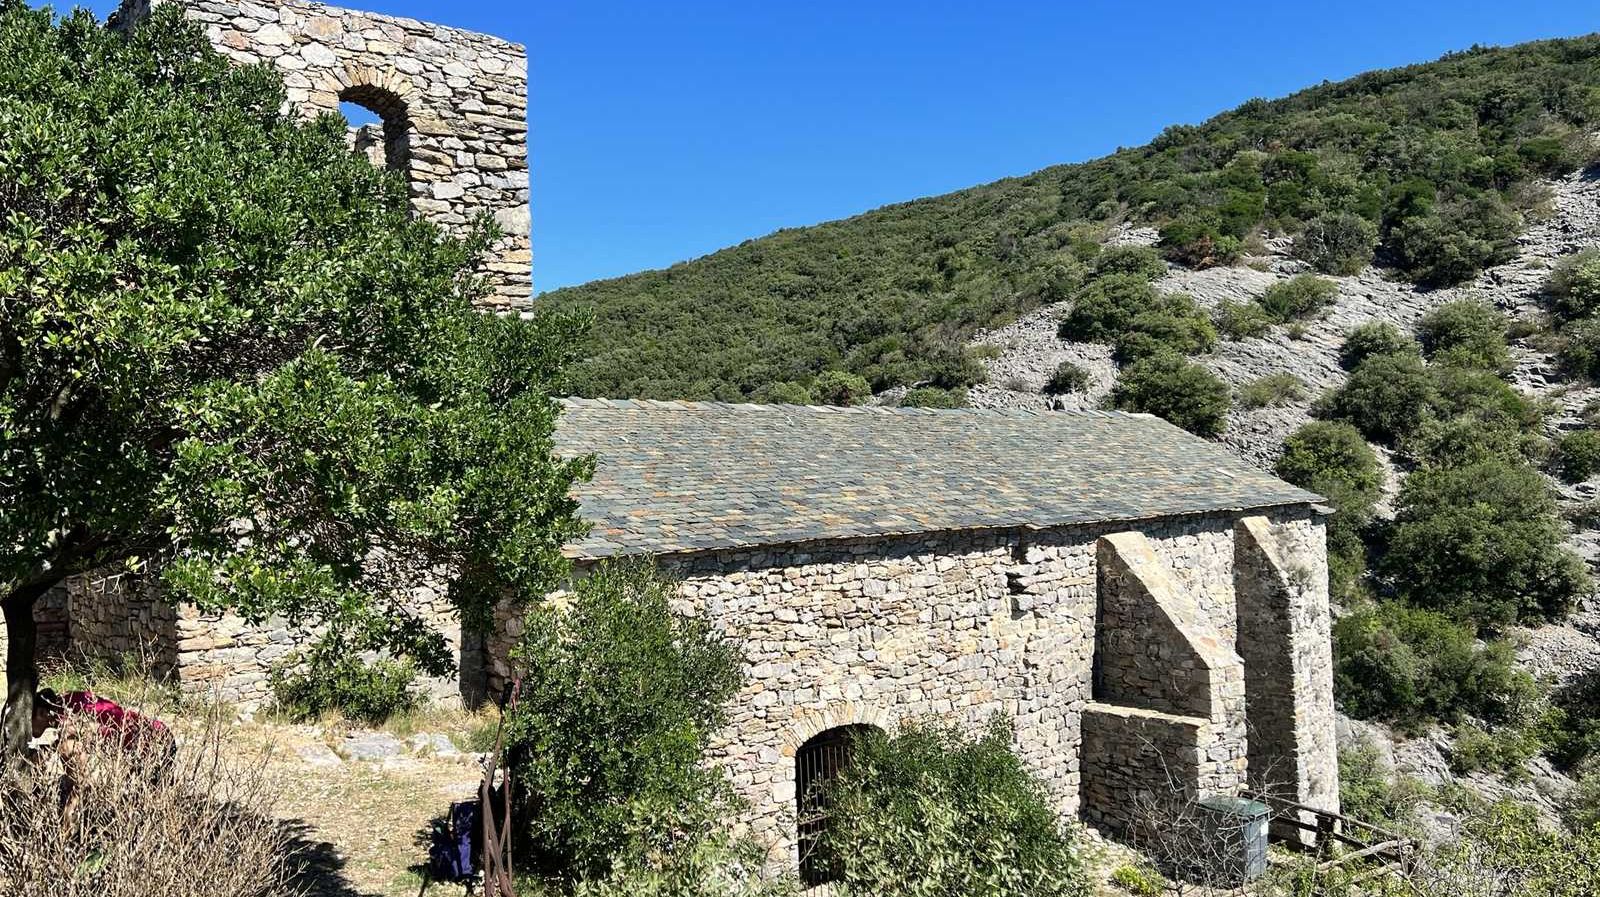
[337,85,411,174]
[795,723,879,886]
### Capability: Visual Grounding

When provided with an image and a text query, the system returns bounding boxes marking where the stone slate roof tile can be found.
[554,399,1320,559]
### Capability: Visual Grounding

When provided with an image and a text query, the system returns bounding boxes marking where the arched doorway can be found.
[795,723,878,886]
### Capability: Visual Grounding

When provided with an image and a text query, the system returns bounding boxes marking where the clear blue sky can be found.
[80,1,1600,293]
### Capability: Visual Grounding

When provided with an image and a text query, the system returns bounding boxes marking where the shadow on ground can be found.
[283,818,370,897]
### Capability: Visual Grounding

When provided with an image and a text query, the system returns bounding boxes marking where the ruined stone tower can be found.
[113,0,533,311]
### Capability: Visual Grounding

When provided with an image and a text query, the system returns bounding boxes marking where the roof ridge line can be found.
[557,397,1138,418]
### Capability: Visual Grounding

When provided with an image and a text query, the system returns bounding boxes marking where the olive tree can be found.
[0,4,589,754]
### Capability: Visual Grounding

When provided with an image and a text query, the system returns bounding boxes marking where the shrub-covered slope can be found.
[545,35,1600,401]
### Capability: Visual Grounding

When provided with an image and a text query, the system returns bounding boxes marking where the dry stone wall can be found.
[487,507,1323,866]
[113,0,532,311]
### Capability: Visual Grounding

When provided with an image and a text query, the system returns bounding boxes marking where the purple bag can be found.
[427,799,481,884]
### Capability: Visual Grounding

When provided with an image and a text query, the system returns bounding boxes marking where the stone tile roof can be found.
[554,399,1321,559]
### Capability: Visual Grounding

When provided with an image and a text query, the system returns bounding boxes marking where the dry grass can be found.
[0,699,300,896]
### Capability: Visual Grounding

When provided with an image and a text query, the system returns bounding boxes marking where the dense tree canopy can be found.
[0,3,589,753]
[547,35,1600,401]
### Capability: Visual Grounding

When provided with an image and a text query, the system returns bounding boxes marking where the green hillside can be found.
[543,35,1600,402]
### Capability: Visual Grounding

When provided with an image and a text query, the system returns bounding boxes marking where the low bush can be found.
[1043,361,1089,395]
[1108,353,1231,437]
[1293,210,1379,275]
[1548,668,1600,771]
[1058,274,1159,343]
[1449,721,1545,780]
[818,717,1089,897]
[1385,458,1588,627]
[1237,372,1307,409]
[1338,739,1430,829]
[1564,766,1600,832]
[269,633,419,726]
[1560,316,1600,381]
[752,381,813,405]
[1090,245,1167,281]
[1159,214,1242,268]
[1555,429,1600,482]
[1334,602,1528,728]
[1259,274,1338,323]
[1215,298,1273,340]
[901,386,967,408]
[505,561,745,883]
[1417,299,1511,372]
[1276,422,1382,599]
[0,705,298,897]
[1386,194,1520,288]
[1546,247,1600,321]
[1320,351,1438,442]
[1110,864,1163,896]
[812,370,872,406]
[1111,296,1217,362]
[1428,800,1600,897]
[1338,321,1421,371]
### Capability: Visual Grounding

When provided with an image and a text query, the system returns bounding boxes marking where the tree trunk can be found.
[1,582,52,762]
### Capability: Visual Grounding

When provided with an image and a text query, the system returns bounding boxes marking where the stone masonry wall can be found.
[487,507,1317,867]
[113,0,532,311]
[1235,513,1339,840]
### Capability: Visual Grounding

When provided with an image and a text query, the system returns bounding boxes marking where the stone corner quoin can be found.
[112,0,533,312]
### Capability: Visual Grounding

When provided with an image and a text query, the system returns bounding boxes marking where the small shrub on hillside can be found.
[900,386,967,408]
[1548,668,1600,771]
[1555,430,1600,482]
[1259,274,1338,323]
[1110,864,1163,896]
[1334,602,1527,728]
[1338,321,1420,371]
[269,633,419,725]
[1159,214,1242,268]
[818,717,1089,897]
[1320,351,1438,442]
[1430,801,1600,897]
[1237,372,1307,409]
[1215,298,1274,340]
[1417,299,1512,372]
[1547,248,1600,321]
[1384,458,1589,627]
[1402,412,1539,469]
[752,380,813,405]
[1387,194,1520,288]
[1044,361,1090,395]
[813,370,872,406]
[1338,739,1430,829]
[1448,721,1544,780]
[1277,421,1383,598]
[506,561,744,882]
[1090,245,1167,281]
[1293,211,1379,275]
[1563,767,1600,832]
[1561,316,1600,381]
[1058,274,1159,343]
[1111,295,1217,362]
[1108,353,1231,437]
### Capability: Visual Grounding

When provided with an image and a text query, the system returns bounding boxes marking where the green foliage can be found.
[1110,294,1217,362]
[1321,352,1439,441]
[1449,721,1546,780]
[1555,429,1600,482]
[505,562,745,882]
[1237,372,1307,409]
[1388,194,1522,288]
[1559,316,1600,381]
[1215,299,1274,340]
[813,370,872,406]
[1334,602,1529,728]
[268,633,418,725]
[1259,274,1339,323]
[1417,300,1511,372]
[1547,248,1600,320]
[1090,245,1167,280]
[0,3,590,713]
[1043,361,1089,395]
[1293,211,1379,275]
[901,386,967,408]
[1338,321,1421,371]
[1564,766,1600,832]
[546,36,1600,400]
[1109,864,1163,897]
[1384,458,1588,627]
[1108,354,1231,437]
[752,380,813,405]
[1276,421,1382,598]
[1058,274,1159,343]
[818,717,1088,897]
[1338,740,1429,829]
[1547,668,1600,771]
[1431,801,1600,897]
